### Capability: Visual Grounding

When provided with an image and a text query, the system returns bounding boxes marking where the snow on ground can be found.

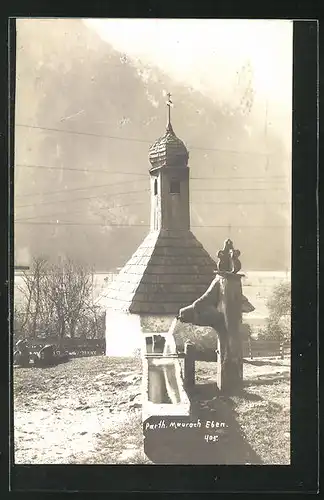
[14,355,290,465]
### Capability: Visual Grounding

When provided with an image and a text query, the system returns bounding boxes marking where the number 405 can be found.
[204,434,219,443]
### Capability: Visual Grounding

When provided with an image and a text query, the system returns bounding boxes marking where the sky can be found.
[84,18,293,125]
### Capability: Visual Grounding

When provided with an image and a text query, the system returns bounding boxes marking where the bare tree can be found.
[15,256,105,344]
[16,256,48,338]
[42,258,104,345]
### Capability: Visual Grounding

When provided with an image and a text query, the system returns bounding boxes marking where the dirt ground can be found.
[14,356,146,464]
[13,355,290,465]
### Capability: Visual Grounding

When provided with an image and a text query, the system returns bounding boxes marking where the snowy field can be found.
[14,355,290,465]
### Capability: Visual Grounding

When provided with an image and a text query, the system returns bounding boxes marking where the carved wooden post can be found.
[184,341,195,390]
[216,239,244,394]
[177,239,254,395]
[215,334,222,391]
[218,273,244,393]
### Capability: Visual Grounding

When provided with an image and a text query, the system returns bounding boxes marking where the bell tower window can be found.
[170,179,180,194]
[154,178,158,196]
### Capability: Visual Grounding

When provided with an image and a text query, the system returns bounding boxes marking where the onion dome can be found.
[148,95,189,171]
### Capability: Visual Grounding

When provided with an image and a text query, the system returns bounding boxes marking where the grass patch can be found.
[76,412,152,464]
[195,357,290,464]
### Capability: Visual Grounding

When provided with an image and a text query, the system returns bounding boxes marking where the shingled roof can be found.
[148,122,189,171]
[100,229,216,314]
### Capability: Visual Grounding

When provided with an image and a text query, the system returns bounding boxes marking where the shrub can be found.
[173,323,218,352]
[265,282,291,342]
[266,282,291,319]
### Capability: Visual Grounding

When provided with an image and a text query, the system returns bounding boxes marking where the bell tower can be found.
[148,94,190,232]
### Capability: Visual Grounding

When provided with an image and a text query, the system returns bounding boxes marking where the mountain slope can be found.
[15,19,291,270]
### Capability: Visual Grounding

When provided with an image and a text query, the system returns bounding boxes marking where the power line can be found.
[14,220,148,227]
[15,189,150,209]
[16,123,277,156]
[15,178,287,200]
[15,163,148,177]
[15,178,147,199]
[15,180,288,209]
[191,176,288,181]
[16,123,152,144]
[15,199,289,223]
[15,163,289,181]
[15,187,287,210]
[15,201,147,222]
[14,221,291,228]
[192,201,289,205]
[192,187,287,192]
[194,225,291,229]
[15,193,289,211]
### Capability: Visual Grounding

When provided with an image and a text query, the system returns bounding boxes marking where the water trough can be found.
[142,319,195,461]
[142,319,190,422]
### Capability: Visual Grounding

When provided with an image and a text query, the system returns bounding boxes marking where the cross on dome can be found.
[148,93,189,171]
[166,92,173,127]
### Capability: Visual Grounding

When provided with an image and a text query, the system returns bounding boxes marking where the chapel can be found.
[101,97,217,356]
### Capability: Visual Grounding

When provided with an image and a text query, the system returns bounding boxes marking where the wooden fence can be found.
[20,337,289,360]
[243,340,290,359]
[28,338,106,358]
[183,341,290,361]
[179,341,290,362]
